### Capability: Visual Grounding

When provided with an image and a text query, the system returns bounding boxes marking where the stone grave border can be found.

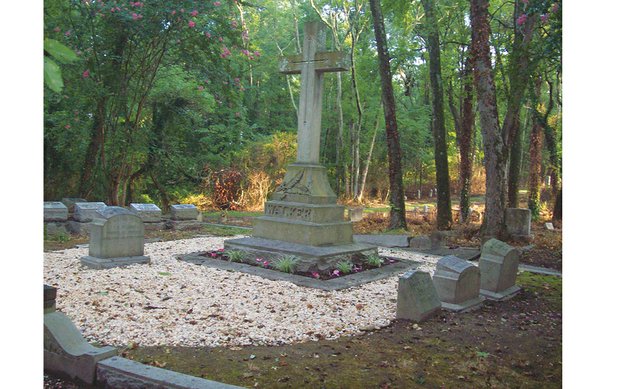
[177,252,418,291]
[44,285,241,389]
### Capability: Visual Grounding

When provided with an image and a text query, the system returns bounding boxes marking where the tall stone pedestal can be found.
[225,163,376,273]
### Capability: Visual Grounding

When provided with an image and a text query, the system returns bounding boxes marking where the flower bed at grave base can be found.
[44,236,441,348]
[199,249,400,280]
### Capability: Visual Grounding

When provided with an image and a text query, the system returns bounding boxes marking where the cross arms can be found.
[279,51,350,75]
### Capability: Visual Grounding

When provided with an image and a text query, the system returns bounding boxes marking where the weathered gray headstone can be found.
[432,255,484,312]
[74,202,107,222]
[348,207,364,222]
[409,235,432,250]
[479,239,521,300]
[396,270,441,322]
[61,197,87,213]
[130,203,162,223]
[80,206,150,269]
[44,202,69,222]
[170,204,199,220]
[353,234,410,248]
[505,208,532,241]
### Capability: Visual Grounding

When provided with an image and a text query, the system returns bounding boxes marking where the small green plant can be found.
[364,253,383,267]
[273,256,299,274]
[225,250,246,262]
[336,260,353,274]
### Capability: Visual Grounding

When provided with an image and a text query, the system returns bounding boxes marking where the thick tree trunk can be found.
[459,56,475,223]
[471,0,507,240]
[79,98,107,199]
[422,0,452,230]
[369,0,407,230]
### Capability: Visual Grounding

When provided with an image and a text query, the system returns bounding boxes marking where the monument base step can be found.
[80,255,151,270]
[479,285,521,301]
[253,216,353,246]
[224,236,377,273]
[440,296,486,313]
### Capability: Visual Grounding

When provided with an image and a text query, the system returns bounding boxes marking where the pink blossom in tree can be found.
[188,20,196,28]
[214,1,221,6]
[82,70,90,78]
[191,10,198,17]
[540,14,549,23]
[205,32,211,38]
[516,14,527,26]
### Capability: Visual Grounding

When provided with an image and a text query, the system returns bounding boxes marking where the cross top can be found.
[280,22,350,164]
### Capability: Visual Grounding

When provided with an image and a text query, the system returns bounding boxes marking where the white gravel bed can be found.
[44,236,440,348]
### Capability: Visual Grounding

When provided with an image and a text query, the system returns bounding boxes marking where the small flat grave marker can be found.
[73,202,107,222]
[44,202,68,222]
[479,239,521,300]
[505,208,532,241]
[61,197,87,213]
[396,270,441,322]
[432,255,484,312]
[130,203,162,223]
[80,206,150,269]
[170,204,199,220]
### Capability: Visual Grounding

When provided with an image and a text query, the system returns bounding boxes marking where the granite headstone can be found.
[479,239,521,300]
[396,270,441,322]
[432,255,484,312]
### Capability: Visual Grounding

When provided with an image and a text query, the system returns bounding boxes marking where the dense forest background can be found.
[43,0,562,237]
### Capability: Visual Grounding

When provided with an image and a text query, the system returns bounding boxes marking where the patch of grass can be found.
[517,272,562,309]
[225,250,246,262]
[203,210,263,218]
[202,225,249,236]
[335,260,353,274]
[273,256,298,273]
[364,253,383,267]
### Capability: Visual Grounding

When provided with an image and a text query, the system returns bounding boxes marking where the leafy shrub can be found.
[225,250,246,262]
[210,168,242,210]
[364,253,383,267]
[181,193,213,211]
[273,256,299,274]
[336,260,353,274]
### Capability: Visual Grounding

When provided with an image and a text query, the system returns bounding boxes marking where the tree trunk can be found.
[552,189,562,222]
[471,0,507,240]
[356,112,381,203]
[528,77,544,220]
[507,114,523,208]
[459,55,475,223]
[79,98,106,199]
[370,0,407,230]
[422,0,452,230]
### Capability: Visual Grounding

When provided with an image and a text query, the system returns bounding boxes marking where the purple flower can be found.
[312,272,320,279]
[332,269,341,277]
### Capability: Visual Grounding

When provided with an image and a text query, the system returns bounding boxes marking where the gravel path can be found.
[44,236,440,348]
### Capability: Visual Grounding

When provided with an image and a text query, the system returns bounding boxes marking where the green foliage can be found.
[225,250,246,263]
[335,260,354,274]
[273,256,299,274]
[364,254,383,268]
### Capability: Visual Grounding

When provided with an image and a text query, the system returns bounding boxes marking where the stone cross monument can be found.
[225,22,376,273]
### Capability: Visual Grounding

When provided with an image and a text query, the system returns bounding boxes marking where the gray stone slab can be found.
[348,207,364,222]
[44,284,57,313]
[45,222,68,237]
[396,270,441,322]
[518,264,562,277]
[409,236,432,250]
[130,203,162,222]
[353,234,411,248]
[44,202,68,221]
[405,246,481,262]
[166,220,204,231]
[479,239,521,300]
[179,251,415,291]
[44,311,117,384]
[170,204,199,220]
[505,208,532,240]
[143,221,166,231]
[66,220,92,235]
[97,356,242,389]
[61,197,87,213]
[433,255,483,311]
[80,255,151,269]
[224,236,377,273]
[74,202,107,222]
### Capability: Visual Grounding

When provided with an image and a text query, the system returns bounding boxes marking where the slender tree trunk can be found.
[459,55,475,223]
[356,112,381,203]
[552,189,562,221]
[507,114,523,208]
[422,0,452,230]
[370,0,407,230]
[528,77,544,220]
[471,0,507,240]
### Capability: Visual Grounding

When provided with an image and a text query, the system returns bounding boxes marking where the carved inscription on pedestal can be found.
[265,203,313,221]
